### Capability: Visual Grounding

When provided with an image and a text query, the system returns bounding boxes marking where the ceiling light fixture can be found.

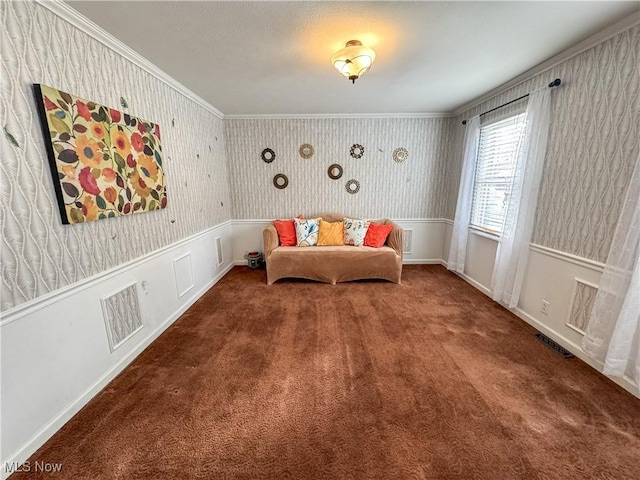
[331,40,376,84]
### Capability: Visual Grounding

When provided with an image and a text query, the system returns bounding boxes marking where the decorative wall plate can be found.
[328,164,343,180]
[350,144,364,159]
[345,179,360,194]
[393,147,408,163]
[261,148,275,163]
[299,143,314,159]
[273,173,288,189]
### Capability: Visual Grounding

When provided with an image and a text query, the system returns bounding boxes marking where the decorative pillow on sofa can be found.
[364,222,394,248]
[317,219,344,246]
[273,215,303,246]
[343,218,370,246]
[294,217,320,247]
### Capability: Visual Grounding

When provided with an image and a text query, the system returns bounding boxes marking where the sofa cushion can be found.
[343,218,370,246]
[294,217,320,247]
[268,245,401,284]
[318,219,344,246]
[364,222,394,248]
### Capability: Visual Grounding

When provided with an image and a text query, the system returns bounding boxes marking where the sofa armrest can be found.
[385,221,404,260]
[263,224,279,259]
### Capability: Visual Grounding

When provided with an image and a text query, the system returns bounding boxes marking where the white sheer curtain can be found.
[491,88,551,308]
[447,115,480,273]
[582,151,640,385]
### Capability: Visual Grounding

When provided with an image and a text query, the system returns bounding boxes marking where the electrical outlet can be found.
[541,300,550,315]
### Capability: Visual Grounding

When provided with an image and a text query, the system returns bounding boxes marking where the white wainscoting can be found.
[441,223,638,398]
[230,218,452,265]
[0,221,234,478]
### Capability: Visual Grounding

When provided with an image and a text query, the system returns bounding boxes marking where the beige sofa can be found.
[263,213,403,285]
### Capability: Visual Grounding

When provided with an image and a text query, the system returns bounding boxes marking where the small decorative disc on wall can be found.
[345,179,360,194]
[273,173,288,189]
[299,143,314,159]
[350,144,364,159]
[393,147,408,163]
[261,148,276,163]
[328,164,343,180]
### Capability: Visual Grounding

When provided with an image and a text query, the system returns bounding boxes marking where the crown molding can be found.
[453,11,640,116]
[224,112,453,120]
[34,0,225,119]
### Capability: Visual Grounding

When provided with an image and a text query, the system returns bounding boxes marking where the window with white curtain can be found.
[470,113,527,234]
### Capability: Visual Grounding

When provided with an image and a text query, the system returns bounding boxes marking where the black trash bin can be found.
[244,251,263,269]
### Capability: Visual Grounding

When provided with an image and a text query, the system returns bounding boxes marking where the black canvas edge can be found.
[32,83,70,224]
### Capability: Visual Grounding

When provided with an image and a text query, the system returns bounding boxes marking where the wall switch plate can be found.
[541,300,550,315]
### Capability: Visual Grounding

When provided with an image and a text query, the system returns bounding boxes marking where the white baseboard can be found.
[513,307,639,397]
[1,263,233,479]
[454,270,639,398]
[1,223,235,477]
[457,272,491,296]
[403,259,443,265]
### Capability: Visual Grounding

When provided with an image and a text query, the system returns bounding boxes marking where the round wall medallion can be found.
[393,147,408,163]
[345,179,360,194]
[350,144,364,159]
[273,173,288,189]
[261,148,276,163]
[299,143,314,159]
[328,164,343,180]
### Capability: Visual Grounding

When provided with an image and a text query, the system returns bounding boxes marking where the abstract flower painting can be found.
[33,84,167,224]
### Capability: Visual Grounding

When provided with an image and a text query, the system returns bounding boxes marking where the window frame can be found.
[469,111,527,236]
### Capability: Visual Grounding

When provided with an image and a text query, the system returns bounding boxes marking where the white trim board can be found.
[466,228,606,272]
[1,262,234,480]
[0,221,232,326]
[514,307,638,397]
[34,0,224,119]
[224,112,452,120]
[453,271,638,397]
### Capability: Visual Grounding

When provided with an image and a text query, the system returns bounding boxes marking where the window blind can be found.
[470,113,527,234]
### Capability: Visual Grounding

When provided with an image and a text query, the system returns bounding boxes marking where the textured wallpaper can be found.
[225,117,455,219]
[0,1,232,312]
[449,25,640,263]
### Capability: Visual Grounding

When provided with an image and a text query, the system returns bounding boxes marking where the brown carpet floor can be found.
[12,265,640,479]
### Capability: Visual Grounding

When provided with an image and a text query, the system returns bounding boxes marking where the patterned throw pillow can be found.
[343,218,370,246]
[294,218,320,247]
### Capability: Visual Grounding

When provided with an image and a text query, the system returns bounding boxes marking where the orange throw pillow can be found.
[273,215,303,246]
[364,222,394,248]
[317,219,344,246]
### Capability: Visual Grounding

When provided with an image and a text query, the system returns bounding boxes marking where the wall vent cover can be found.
[567,279,598,334]
[101,283,143,352]
[534,333,574,358]
[216,236,224,266]
[403,229,413,254]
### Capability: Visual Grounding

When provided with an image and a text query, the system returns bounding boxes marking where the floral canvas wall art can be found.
[33,84,167,224]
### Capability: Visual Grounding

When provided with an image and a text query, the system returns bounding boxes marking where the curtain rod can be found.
[461,78,561,125]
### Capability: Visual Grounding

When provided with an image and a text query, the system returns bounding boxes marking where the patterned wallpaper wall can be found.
[225,117,457,220]
[448,25,640,263]
[0,1,232,312]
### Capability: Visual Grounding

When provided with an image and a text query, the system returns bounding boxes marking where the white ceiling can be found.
[68,1,638,116]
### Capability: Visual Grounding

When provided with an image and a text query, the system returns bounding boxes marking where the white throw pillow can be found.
[294,218,320,247]
[343,218,370,246]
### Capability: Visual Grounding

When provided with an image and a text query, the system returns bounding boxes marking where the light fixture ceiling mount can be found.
[331,40,376,84]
